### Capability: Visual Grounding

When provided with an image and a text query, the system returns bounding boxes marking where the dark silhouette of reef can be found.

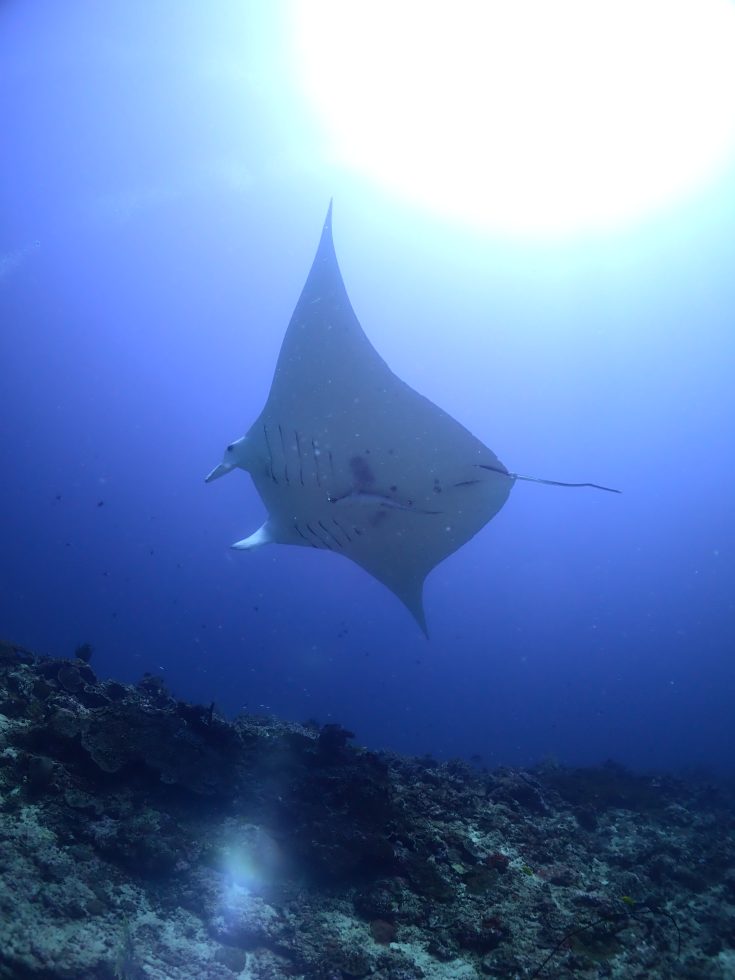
[0,638,734,978]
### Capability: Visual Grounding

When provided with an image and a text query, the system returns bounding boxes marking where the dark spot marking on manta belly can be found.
[350,455,375,486]
[368,509,389,528]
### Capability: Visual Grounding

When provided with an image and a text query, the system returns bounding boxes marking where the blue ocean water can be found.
[1,4,733,776]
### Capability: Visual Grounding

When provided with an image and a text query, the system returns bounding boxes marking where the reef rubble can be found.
[0,639,733,979]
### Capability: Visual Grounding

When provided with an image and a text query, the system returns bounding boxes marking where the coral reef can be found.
[0,638,734,978]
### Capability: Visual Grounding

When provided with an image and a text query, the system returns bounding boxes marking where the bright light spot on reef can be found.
[217,826,284,920]
[292,0,735,238]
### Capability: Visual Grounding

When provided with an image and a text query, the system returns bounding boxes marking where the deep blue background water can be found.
[2,4,733,773]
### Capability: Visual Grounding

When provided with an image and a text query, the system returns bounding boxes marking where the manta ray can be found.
[206,203,618,633]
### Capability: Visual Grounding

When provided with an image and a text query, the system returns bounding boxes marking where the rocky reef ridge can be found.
[0,639,734,978]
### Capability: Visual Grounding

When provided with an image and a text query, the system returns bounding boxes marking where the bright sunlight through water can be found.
[291,0,735,238]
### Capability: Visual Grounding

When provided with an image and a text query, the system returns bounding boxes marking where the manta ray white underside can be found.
[206,203,618,633]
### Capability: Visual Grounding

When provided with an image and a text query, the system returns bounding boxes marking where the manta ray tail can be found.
[477,464,621,494]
